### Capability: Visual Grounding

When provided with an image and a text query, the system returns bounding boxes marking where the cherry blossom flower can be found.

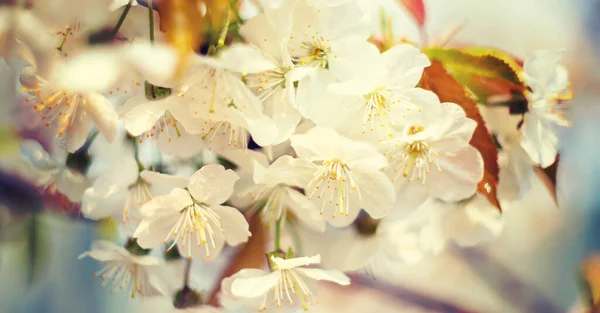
[133,164,250,259]
[235,155,325,232]
[21,55,118,152]
[82,154,189,228]
[520,50,572,168]
[19,139,88,201]
[399,195,504,255]
[287,126,395,227]
[382,101,484,211]
[78,240,169,298]
[297,43,432,138]
[229,254,350,312]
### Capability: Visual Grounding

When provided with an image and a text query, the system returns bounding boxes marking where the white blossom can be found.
[520,50,571,168]
[78,240,169,297]
[133,164,250,259]
[287,126,395,227]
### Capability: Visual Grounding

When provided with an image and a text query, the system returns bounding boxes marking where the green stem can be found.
[216,8,232,49]
[274,219,282,251]
[148,0,155,43]
[111,0,134,39]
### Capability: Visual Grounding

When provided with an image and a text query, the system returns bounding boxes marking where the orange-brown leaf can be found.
[206,214,265,305]
[420,61,501,211]
[581,254,600,311]
[158,0,205,79]
[533,154,559,205]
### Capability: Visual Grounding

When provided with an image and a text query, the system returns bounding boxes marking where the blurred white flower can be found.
[19,139,88,201]
[21,55,118,152]
[402,195,504,255]
[82,153,189,228]
[520,50,571,168]
[78,240,169,297]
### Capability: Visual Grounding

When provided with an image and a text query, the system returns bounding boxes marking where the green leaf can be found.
[423,48,525,104]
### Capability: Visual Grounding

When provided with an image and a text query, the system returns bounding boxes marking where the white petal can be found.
[53,168,88,202]
[428,146,484,202]
[140,188,192,217]
[121,95,169,136]
[133,212,181,249]
[520,113,558,167]
[258,155,315,188]
[211,205,250,246]
[60,107,92,153]
[140,170,189,196]
[156,128,205,158]
[353,170,395,219]
[231,271,280,298]
[124,42,178,87]
[54,48,123,93]
[19,140,58,170]
[218,44,276,73]
[81,187,126,220]
[218,148,270,175]
[188,164,239,205]
[272,255,320,270]
[78,240,124,261]
[286,188,325,232]
[85,93,118,142]
[295,268,350,285]
[380,43,430,87]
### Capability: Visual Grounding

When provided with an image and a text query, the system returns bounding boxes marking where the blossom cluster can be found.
[2,0,572,312]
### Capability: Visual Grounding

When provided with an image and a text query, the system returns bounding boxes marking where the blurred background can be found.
[1,0,600,312]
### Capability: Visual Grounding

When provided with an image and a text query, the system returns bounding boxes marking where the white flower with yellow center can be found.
[228,254,350,312]
[19,139,87,202]
[287,126,395,227]
[398,195,504,255]
[382,102,483,210]
[78,240,168,298]
[181,61,278,149]
[288,0,373,78]
[22,62,118,153]
[133,164,251,259]
[520,50,572,168]
[82,154,189,230]
[217,0,309,144]
[297,44,433,139]
[235,155,325,232]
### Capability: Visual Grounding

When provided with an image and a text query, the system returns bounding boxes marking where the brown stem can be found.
[206,214,266,305]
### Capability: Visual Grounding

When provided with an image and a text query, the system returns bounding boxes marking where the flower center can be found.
[137,111,183,144]
[296,37,331,69]
[164,199,224,259]
[384,126,442,185]
[529,89,573,128]
[363,88,418,139]
[52,23,82,57]
[260,269,316,311]
[249,185,289,228]
[23,83,81,137]
[244,68,287,102]
[306,159,361,218]
[123,179,153,225]
[92,262,148,298]
[199,120,248,149]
